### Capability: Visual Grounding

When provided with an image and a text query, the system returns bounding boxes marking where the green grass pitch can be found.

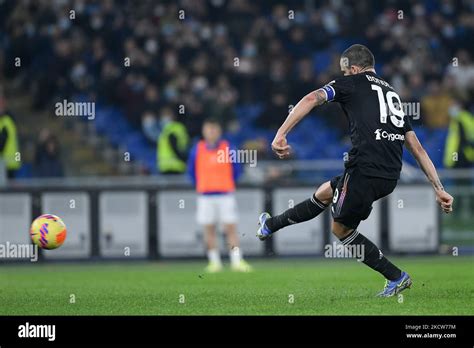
[0,256,472,315]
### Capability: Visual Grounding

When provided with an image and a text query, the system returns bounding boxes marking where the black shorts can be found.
[330,166,397,229]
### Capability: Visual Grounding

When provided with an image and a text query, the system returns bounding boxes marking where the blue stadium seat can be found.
[313,51,332,73]
[85,102,449,173]
[15,163,33,178]
[235,104,263,123]
[331,37,369,55]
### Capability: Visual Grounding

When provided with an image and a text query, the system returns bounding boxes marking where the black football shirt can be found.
[321,71,413,179]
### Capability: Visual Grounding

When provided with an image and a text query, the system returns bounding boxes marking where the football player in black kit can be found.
[257,44,454,297]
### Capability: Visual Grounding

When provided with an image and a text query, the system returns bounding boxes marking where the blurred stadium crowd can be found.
[0,0,474,177]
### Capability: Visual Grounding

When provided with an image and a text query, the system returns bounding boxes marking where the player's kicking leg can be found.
[257,180,334,240]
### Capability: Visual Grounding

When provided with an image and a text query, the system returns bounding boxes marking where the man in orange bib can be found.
[188,119,252,273]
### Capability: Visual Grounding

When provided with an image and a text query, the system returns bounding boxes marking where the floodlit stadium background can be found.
[0,1,473,263]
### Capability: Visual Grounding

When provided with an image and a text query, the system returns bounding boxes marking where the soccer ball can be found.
[30,214,67,250]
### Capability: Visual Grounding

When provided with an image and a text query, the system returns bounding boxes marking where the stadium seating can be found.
[79,94,447,173]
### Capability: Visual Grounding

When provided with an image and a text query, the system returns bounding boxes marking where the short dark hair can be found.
[341,44,375,69]
[203,118,222,127]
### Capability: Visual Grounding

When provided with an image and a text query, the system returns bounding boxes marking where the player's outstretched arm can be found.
[404,130,454,213]
[271,89,327,158]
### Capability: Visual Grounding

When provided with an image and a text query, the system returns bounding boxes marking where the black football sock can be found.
[340,229,402,281]
[265,193,328,233]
